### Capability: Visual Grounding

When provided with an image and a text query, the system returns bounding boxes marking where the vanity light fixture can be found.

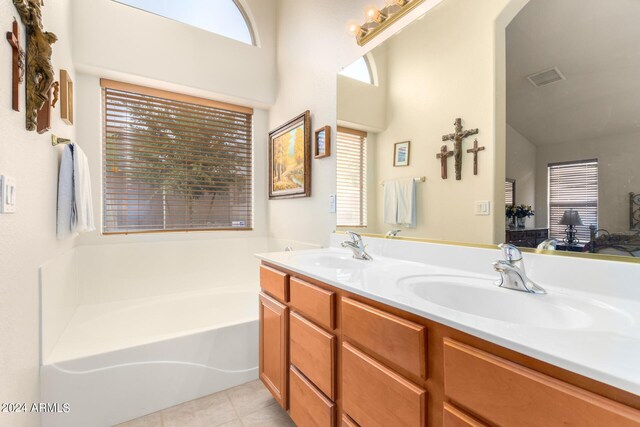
[350,0,425,46]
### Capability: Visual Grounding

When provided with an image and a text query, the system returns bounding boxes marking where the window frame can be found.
[547,159,598,243]
[336,126,368,228]
[101,79,254,235]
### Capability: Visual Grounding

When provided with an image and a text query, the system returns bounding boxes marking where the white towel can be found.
[383,178,417,228]
[57,143,95,239]
[383,179,399,226]
[396,178,416,228]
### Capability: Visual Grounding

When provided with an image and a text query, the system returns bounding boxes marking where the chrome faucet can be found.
[386,229,401,238]
[493,243,545,294]
[537,239,557,251]
[341,231,373,261]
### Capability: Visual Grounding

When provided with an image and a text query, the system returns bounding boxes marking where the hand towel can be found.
[72,144,95,233]
[396,178,417,228]
[383,179,399,225]
[57,143,95,239]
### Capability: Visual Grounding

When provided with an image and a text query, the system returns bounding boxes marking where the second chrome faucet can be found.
[493,243,546,294]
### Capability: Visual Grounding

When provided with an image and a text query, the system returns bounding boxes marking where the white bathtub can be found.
[39,237,319,427]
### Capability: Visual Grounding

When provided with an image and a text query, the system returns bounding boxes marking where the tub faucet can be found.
[341,231,372,261]
[386,229,401,238]
[493,243,545,294]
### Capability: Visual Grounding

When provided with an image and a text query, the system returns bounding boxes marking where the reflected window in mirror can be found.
[505,179,516,206]
[339,55,375,85]
[548,160,598,243]
[337,127,368,227]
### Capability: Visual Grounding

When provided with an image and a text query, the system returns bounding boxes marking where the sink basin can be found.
[398,275,629,330]
[291,251,367,270]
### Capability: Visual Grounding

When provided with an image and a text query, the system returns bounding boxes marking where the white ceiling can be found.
[506,0,640,146]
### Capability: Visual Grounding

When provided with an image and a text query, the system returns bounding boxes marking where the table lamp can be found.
[559,209,583,246]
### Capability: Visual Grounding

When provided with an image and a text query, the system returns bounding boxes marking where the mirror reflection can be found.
[336,0,640,259]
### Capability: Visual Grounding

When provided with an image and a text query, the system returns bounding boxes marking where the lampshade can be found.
[559,209,583,226]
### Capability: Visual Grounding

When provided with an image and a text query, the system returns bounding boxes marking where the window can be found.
[505,179,516,205]
[102,79,253,234]
[548,160,598,242]
[337,127,367,227]
[113,0,255,45]
[339,56,374,85]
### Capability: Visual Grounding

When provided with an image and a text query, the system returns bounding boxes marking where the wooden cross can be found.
[466,139,485,175]
[442,118,479,181]
[6,18,25,112]
[436,144,454,180]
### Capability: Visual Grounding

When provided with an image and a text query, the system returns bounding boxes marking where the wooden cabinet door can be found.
[259,292,289,409]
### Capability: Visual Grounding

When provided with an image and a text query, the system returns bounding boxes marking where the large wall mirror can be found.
[336,0,640,261]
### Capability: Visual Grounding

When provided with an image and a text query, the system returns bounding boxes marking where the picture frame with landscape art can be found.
[394,141,410,167]
[269,110,312,199]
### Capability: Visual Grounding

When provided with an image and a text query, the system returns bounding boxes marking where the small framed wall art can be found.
[268,110,312,199]
[60,69,74,125]
[393,141,410,167]
[314,126,331,159]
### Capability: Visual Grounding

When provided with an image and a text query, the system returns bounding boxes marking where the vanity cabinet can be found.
[259,262,640,426]
[258,292,289,409]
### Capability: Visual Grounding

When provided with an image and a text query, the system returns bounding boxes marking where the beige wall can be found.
[535,131,640,232]
[0,1,77,426]
[506,124,537,208]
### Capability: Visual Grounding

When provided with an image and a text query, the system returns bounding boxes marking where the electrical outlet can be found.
[0,175,17,214]
[474,200,490,216]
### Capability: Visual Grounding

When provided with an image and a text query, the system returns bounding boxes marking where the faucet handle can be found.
[345,231,362,244]
[498,243,522,262]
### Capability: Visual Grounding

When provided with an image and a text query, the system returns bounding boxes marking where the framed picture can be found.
[314,126,331,159]
[269,110,312,199]
[394,141,410,167]
[60,69,74,125]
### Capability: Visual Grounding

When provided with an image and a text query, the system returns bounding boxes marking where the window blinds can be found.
[505,180,515,205]
[101,80,253,234]
[336,127,367,228]
[548,160,598,242]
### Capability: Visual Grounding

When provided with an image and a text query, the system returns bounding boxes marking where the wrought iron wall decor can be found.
[13,0,57,131]
[631,192,640,230]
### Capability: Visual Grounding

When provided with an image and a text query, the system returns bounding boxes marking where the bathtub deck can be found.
[46,285,259,364]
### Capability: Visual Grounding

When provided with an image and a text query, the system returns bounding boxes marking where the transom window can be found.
[113,0,255,45]
[339,56,375,85]
[101,80,253,234]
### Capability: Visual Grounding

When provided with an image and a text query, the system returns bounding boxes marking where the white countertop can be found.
[256,238,640,396]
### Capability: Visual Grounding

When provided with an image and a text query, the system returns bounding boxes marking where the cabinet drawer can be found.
[260,265,289,303]
[289,366,336,427]
[290,312,336,399]
[341,414,359,427]
[443,403,487,427]
[444,339,640,427]
[342,342,426,427]
[341,297,426,378]
[290,277,335,330]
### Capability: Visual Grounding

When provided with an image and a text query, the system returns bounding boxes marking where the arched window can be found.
[114,0,255,46]
[339,55,375,85]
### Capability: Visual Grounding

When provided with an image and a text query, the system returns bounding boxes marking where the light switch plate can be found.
[474,200,490,216]
[0,175,16,213]
[329,194,336,213]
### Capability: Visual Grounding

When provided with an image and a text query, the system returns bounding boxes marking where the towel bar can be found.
[52,135,71,146]
[381,176,426,186]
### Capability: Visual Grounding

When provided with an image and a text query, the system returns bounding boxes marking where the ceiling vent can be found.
[526,67,566,88]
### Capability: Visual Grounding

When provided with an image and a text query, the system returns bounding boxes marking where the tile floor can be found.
[115,380,295,427]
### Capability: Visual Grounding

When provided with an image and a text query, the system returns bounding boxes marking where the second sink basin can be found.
[398,275,629,330]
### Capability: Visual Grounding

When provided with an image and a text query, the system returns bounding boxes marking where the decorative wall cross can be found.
[466,139,485,175]
[442,118,478,180]
[436,144,454,180]
[13,0,57,131]
[6,18,25,112]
